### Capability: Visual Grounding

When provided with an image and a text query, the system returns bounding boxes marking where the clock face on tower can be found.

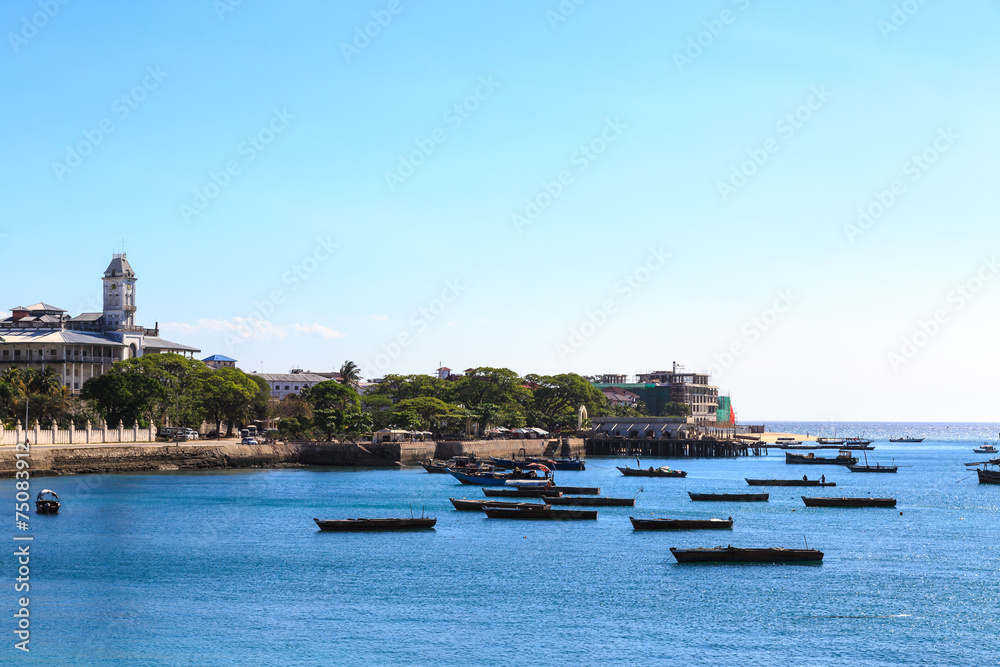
[111,283,117,290]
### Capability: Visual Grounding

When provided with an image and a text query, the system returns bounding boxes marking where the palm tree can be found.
[339,360,361,389]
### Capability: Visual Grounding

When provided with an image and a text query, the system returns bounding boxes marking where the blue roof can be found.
[203,354,236,362]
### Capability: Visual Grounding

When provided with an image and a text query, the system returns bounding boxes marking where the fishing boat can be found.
[482,488,563,498]
[785,450,857,466]
[838,443,876,450]
[745,477,835,487]
[972,460,1000,484]
[35,490,60,515]
[669,546,824,563]
[843,437,873,447]
[630,517,733,530]
[848,463,897,473]
[847,451,897,473]
[448,498,546,511]
[772,437,802,447]
[688,492,768,502]
[816,437,845,445]
[448,468,551,486]
[974,444,997,454]
[889,437,923,443]
[420,455,492,473]
[490,456,585,471]
[801,496,896,508]
[617,466,687,478]
[313,517,437,531]
[544,496,635,507]
[483,507,597,520]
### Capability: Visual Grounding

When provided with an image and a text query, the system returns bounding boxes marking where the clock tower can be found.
[103,253,137,331]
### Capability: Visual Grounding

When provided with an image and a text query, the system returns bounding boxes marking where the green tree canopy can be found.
[80,369,166,427]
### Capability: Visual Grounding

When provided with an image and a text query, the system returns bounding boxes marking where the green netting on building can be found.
[717,395,732,424]
[592,383,672,416]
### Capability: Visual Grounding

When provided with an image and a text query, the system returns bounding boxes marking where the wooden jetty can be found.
[585,437,760,457]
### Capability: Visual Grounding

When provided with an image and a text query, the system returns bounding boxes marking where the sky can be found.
[1,0,998,422]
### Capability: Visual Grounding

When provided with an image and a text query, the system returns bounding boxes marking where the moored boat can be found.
[785,450,857,466]
[843,437,873,446]
[973,460,1000,484]
[688,492,768,502]
[847,463,897,473]
[483,507,597,520]
[617,466,687,478]
[544,496,635,506]
[482,488,562,498]
[490,457,585,471]
[816,437,845,445]
[448,498,546,511]
[974,444,997,454]
[745,478,836,487]
[448,469,550,486]
[670,546,824,563]
[801,496,896,508]
[889,437,924,443]
[630,517,732,530]
[35,490,60,515]
[313,517,437,531]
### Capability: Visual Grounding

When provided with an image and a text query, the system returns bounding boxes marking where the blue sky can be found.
[2,0,997,421]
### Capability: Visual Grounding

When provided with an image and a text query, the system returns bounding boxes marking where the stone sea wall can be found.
[0,438,586,478]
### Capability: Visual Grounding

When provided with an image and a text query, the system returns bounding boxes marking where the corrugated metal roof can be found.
[25,302,66,312]
[142,337,200,353]
[68,313,104,322]
[0,330,124,346]
[257,373,330,382]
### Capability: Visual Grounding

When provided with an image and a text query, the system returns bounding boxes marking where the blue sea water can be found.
[3,422,999,666]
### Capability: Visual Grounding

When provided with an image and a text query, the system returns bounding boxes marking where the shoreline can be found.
[0,437,586,478]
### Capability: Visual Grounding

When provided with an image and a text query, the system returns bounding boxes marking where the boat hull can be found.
[689,493,768,502]
[313,518,437,531]
[35,501,60,515]
[977,469,1000,484]
[482,488,562,498]
[847,465,897,473]
[801,496,896,508]
[745,478,836,487]
[670,547,823,563]
[974,448,997,455]
[630,517,732,530]
[448,470,546,486]
[544,496,634,506]
[448,498,545,511]
[889,438,923,443]
[490,458,585,471]
[483,508,597,520]
[785,453,857,466]
[617,467,687,477]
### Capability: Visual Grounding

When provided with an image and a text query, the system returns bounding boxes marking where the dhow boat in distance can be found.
[630,517,733,530]
[670,546,824,563]
[745,477,836,487]
[889,436,924,443]
[313,517,437,531]
[801,497,897,508]
[617,466,687,477]
[688,492,768,502]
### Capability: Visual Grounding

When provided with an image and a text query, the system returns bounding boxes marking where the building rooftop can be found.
[203,354,236,362]
[104,253,135,278]
[141,337,200,353]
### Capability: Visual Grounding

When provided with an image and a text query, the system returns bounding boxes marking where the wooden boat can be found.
[421,455,491,473]
[448,470,549,486]
[535,485,600,495]
[843,437,873,446]
[448,498,546,511]
[670,546,823,563]
[617,466,687,478]
[630,517,732,530]
[816,437,845,445]
[889,437,923,443]
[688,492,768,502]
[35,490,60,515]
[482,488,562,498]
[745,478,835,487]
[973,460,1000,484]
[772,437,802,447]
[483,507,597,520]
[313,517,436,531]
[847,463,897,473]
[974,444,997,454]
[801,496,896,508]
[544,496,635,507]
[848,451,897,473]
[785,451,857,466]
[489,457,585,471]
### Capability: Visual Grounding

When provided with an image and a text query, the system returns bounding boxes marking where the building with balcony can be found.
[0,254,199,392]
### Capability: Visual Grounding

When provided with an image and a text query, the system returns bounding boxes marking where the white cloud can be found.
[370,314,389,321]
[288,323,346,339]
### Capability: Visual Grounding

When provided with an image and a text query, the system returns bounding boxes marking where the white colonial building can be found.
[0,254,199,392]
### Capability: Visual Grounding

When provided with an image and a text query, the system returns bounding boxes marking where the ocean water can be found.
[4,422,999,666]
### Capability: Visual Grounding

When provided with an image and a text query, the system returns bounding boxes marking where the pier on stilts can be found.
[585,437,763,458]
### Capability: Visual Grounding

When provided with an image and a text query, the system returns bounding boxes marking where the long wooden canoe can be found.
[448,498,546,511]
[688,492,768,502]
[801,496,896,508]
[630,517,732,530]
[313,517,436,531]
[670,546,823,563]
[745,478,836,487]
[483,508,597,520]
[544,496,635,506]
